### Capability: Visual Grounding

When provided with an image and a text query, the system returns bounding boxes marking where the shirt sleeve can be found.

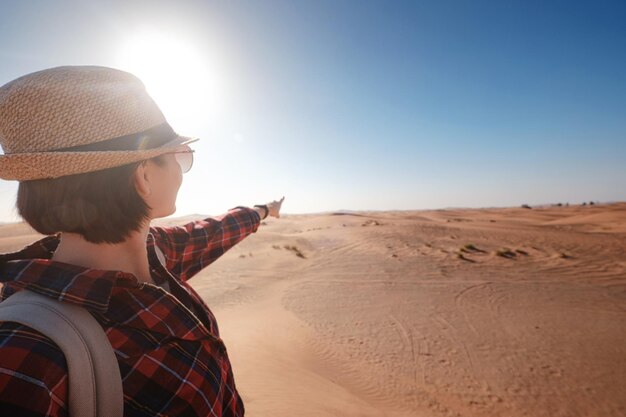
[150,207,261,282]
[0,323,68,417]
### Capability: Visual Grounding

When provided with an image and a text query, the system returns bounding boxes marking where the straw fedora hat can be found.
[0,66,197,181]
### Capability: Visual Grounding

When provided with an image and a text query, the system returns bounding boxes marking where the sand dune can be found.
[1,203,625,416]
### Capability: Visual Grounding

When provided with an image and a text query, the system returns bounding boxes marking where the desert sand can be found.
[1,203,625,416]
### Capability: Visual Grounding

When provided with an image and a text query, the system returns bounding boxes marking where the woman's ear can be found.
[134,161,152,199]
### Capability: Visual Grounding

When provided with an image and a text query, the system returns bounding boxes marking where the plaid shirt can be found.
[0,207,260,417]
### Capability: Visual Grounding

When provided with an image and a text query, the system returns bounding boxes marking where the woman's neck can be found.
[51,226,154,284]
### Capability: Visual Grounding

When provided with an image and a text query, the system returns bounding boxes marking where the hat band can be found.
[55,123,177,152]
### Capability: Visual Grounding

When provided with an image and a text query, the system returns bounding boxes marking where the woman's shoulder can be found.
[0,321,68,416]
[0,321,68,376]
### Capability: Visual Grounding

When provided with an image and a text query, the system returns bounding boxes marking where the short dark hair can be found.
[17,156,166,244]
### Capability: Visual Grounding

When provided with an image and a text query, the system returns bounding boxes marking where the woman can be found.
[0,66,282,416]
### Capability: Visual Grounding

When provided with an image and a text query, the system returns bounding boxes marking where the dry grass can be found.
[462,243,486,253]
[496,249,517,259]
[284,244,306,258]
[457,252,476,263]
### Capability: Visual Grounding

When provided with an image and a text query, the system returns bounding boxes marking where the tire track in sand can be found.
[389,313,429,409]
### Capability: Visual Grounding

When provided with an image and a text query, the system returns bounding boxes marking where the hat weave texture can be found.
[0,66,196,181]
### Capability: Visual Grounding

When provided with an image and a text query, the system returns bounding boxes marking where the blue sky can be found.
[0,0,625,222]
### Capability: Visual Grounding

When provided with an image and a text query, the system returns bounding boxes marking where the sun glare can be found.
[115,31,219,133]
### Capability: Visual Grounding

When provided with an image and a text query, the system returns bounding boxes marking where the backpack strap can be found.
[0,290,123,417]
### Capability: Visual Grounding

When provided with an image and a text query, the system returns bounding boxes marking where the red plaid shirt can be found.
[0,207,260,417]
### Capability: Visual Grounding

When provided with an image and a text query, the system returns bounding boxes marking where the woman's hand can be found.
[266,197,285,218]
[254,197,285,220]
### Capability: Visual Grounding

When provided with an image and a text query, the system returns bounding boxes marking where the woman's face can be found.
[143,153,183,219]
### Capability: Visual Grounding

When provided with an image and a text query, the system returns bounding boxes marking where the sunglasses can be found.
[171,148,194,173]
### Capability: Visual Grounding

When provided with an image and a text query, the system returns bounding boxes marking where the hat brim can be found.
[0,135,198,181]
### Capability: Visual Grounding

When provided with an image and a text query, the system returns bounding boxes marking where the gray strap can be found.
[0,290,123,417]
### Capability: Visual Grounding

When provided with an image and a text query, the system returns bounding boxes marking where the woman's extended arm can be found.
[150,198,284,281]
